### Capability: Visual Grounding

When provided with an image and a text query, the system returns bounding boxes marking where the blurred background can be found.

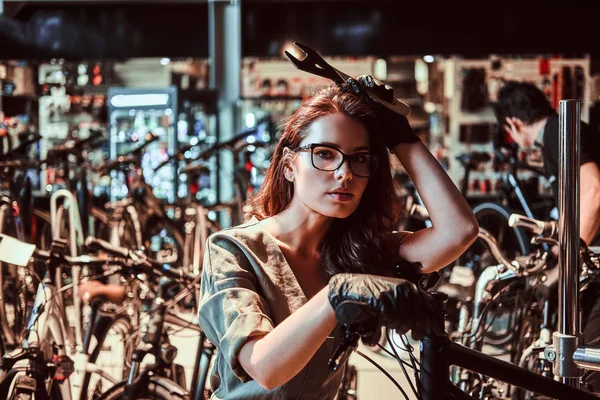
[2,1,600,399]
[2,0,599,221]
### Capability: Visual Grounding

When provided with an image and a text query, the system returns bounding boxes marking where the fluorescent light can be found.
[245,113,256,128]
[374,59,387,80]
[110,94,170,108]
[423,55,435,63]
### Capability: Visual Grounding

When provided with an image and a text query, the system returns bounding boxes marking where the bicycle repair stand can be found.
[543,100,600,388]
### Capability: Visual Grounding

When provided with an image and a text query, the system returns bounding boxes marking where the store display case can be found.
[107,86,178,202]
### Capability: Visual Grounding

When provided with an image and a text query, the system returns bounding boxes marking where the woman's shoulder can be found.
[207,216,271,252]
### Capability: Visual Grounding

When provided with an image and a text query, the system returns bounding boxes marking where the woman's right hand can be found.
[327,273,433,343]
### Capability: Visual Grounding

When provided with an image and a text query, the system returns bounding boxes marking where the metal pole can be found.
[209,0,241,228]
[555,99,582,385]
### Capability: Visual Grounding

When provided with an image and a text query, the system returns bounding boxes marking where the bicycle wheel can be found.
[456,203,530,347]
[1,206,35,352]
[144,218,185,266]
[97,379,187,400]
[511,313,545,400]
[83,313,135,399]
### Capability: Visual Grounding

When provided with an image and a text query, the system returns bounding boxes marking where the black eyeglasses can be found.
[293,143,378,178]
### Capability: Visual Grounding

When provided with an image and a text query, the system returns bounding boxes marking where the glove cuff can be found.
[328,273,353,310]
[384,118,420,152]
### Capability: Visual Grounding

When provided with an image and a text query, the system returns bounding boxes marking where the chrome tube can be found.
[558,100,581,337]
[574,346,600,372]
[556,99,582,384]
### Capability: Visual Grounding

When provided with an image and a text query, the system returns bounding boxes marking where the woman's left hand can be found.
[347,75,420,151]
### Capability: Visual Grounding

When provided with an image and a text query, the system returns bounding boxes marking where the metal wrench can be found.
[284,41,411,116]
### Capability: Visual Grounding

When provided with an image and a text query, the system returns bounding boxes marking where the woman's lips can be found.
[327,192,354,202]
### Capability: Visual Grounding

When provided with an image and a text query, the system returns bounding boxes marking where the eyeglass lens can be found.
[311,146,375,177]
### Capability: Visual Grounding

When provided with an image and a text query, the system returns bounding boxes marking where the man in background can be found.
[495,80,600,389]
[495,80,600,246]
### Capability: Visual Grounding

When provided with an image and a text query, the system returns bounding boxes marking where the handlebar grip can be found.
[85,236,130,259]
[508,214,557,238]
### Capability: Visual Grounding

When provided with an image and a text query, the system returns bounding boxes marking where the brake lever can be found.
[284,41,411,117]
[328,326,360,372]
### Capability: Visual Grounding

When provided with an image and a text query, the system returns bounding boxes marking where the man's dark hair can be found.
[494,81,556,125]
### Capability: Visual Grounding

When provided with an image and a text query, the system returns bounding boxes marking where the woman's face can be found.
[288,113,372,219]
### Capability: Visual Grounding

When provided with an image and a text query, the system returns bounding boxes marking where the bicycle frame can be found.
[0,244,123,400]
[415,291,598,400]
[420,331,598,400]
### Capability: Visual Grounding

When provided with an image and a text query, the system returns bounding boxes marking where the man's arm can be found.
[580,162,600,245]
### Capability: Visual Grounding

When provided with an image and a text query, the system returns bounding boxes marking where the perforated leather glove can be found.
[347,75,420,151]
[328,273,431,344]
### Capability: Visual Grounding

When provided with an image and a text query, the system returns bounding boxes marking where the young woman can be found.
[198,78,478,399]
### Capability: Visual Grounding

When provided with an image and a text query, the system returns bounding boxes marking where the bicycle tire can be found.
[143,217,185,266]
[511,315,544,400]
[472,202,530,259]
[95,207,140,251]
[82,313,134,398]
[96,379,187,400]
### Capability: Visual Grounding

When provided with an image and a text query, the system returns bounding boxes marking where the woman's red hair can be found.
[248,84,402,276]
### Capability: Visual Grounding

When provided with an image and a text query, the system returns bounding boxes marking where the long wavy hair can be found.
[247,84,402,277]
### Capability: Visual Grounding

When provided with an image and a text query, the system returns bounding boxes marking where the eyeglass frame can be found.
[292,143,378,178]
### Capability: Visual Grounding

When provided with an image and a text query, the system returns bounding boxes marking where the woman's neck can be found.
[267,202,333,256]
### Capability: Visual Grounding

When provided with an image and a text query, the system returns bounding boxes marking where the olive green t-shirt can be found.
[198,217,346,400]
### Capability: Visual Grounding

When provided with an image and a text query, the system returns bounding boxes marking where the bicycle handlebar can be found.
[129,133,160,157]
[0,159,43,170]
[96,155,138,174]
[192,122,270,162]
[84,236,197,283]
[10,133,42,156]
[32,248,109,266]
[47,129,105,157]
[508,213,557,238]
[153,142,199,172]
[477,227,520,273]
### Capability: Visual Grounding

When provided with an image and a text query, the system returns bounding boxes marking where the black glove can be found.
[347,75,420,151]
[328,273,432,344]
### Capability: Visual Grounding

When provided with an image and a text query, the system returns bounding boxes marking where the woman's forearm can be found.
[392,141,478,271]
[238,286,337,390]
[580,162,600,245]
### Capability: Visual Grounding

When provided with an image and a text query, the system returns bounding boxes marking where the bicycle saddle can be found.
[79,281,127,305]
